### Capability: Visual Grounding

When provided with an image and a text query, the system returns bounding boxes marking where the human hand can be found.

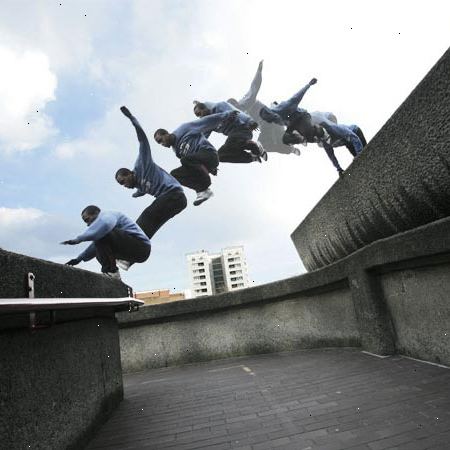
[66,258,80,266]
[60,239,78,245]
[120,106,132,118]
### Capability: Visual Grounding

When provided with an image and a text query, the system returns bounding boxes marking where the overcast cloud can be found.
[0,0,449,292]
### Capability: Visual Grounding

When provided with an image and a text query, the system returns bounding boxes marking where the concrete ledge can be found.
[0,249,131,450]
[0,248,129,299]
[118,217,450,372]
[291,46,450,271]
[0,315,122,450]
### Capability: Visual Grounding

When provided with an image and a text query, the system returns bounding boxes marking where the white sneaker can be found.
[104,271,121,281]
[193,188,214,206]
[116,259,131,271]
[255,141,268,161]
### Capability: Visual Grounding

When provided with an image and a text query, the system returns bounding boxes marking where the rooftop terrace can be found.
[87,348,450,450]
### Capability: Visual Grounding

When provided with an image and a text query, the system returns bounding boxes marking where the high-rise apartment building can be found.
[187,246,250,298]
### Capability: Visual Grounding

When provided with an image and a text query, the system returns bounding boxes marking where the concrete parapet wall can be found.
[291,47,450,271]
[119,285,359,373]
[0,316,122,450]
[380,264,450,366]
[0,248,128,299]
[0,249,128,449]
[118,217,450,372]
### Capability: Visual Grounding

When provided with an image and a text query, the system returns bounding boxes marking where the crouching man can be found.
[61,205,151,279]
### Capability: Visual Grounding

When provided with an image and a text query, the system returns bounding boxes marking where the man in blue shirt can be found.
[193,100,267,164]
[115,106,187,243]
[62,205,151,279]
[286,111,365,176]
[227,60,302,156]
[259,77,317,127]
[154,110,239,206]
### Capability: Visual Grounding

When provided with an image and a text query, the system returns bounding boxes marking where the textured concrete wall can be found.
[0,317,123,450]
[291,47,450,271]
[120,286,359,373]
[119,217,450,372]
[380,264,450,366]
[0,248,129,298]
[0,250,128,449]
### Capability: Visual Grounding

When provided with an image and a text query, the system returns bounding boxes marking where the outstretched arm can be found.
[322,141,343,172]
[65,242,96,265]
[239,60,263,108]
[187,111,239,135]
[121,106,153,162]
[69,213,117,243]
[121,106,149,145]
[273,78,317,116]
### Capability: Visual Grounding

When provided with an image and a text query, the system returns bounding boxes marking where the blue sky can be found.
[1,0,449,293]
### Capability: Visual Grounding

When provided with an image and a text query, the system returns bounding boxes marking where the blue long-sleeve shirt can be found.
[172,112,234,158]
[125,114,182,198]
[202,101,254,136]
[320,122,363,154]
[260,81,313,125]
[75,211,150,261]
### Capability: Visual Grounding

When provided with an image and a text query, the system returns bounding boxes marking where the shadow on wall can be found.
[291,46,450,271]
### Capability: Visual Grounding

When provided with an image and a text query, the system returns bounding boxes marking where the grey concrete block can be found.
[291,47,450,271]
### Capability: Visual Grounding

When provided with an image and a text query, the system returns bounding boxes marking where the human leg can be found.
[171,160,211,193]
[94,239,118,273]
[218,138,253,163]
[96,231,150,268]
[352,125,367,147]
[136,189,188,239]
[322,122,363,154]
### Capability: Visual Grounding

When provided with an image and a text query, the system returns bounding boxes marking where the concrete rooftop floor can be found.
[87,348,450,450]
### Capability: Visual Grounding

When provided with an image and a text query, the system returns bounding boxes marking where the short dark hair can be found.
[193,102,206,111]
[115,168,131,179]
[81,205,100,216]
[154,128,168,138]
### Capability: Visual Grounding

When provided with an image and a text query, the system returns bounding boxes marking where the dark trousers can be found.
[171,148,219,193]
[282,131,303,145]
[95,229,151,273]
[136,189,187,239]
[345,126,367,156]
[284,110,313,143]
[218,127,258,164]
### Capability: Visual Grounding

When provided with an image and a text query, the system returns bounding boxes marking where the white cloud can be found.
[0,46,57,152]
[0,207,80,261]
[1,0,450,292]
[0,207,45,227]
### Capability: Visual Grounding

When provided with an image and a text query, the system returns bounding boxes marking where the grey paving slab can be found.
[86,349,450,450]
